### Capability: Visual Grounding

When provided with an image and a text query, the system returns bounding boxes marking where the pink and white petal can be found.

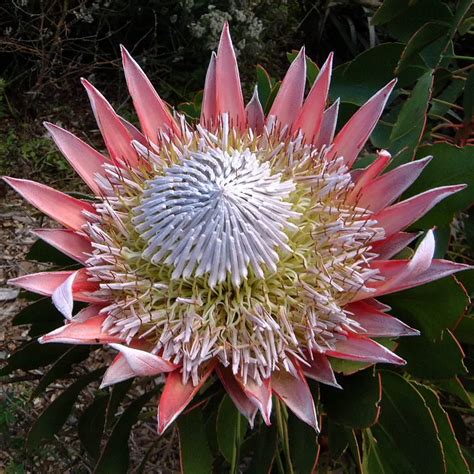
[355,156,433,212]
[245,86,265,134]
[326,334,406,365]
[374,184,466,236]
[44,122,109,195]
[121,46,179,142]
[293,52,333,142]
[346,301,419,337]
[33,229,92,264]
[350,150,392,191]
[215,23,246,129]
[73,303,107,322]
[39,315,122,344]
[9,269,101,303]
[100,353,135,388]
[363,259,471,299]
[268,47,306,128]
[314,98,339,148]
[216,365,258,427]
[52,270,79,319]
[118,115,148,146]
[327,80,397,167]
[157,361,217,435]
[81,79,140,168]
[362,298,391,312]
[201,52,217,128]
[3,178,95,231]
[109,343,176,376]
[371,232,419,260]
[303,352,341,388]
[272,365,319,431]
[235,375,272,426]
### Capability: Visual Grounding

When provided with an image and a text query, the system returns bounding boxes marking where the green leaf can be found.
[330,44,405,106]
[382,276,468,341]
[78,394,108,461]
[372,0,453,42]
[31,346,91,398]
[396,22,450,74]
[397,330,467,379]
[94,388,158,474]
[415,384,470,474]
[105,379,134,428]
[247,424,277,474]
[436,377,473,407]
[364,371,445,474]
[286,51,320,86]
[388,71,434,168]
[0,341,71,376]
[256,65,272,111]
[288,412,320,474]
[216,394,247,466]
[403,143,474,227]
[264,82,281,115]
[327,421,349,460]
[455,315,474,345]
[463,68,474,126]
[178,408,213,474]
[27,368,104,448]
[322,369,381,428]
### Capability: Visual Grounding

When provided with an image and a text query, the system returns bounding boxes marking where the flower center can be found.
[133,149,299,287]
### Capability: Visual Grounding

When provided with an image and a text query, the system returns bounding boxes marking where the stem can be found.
[275,398,294,474]
[230,413,241,474]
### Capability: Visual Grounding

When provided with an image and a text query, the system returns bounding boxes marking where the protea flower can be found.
[4,23,469,434]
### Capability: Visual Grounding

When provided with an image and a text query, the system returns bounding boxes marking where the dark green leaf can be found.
[322,369,381,428]
[288,412,319,474]
[178,408,213,474]
[372,0,452,42]
[79,394,109,461]
[402,143,474,228]
[396,22,450,74]
[382,276,468,340]
[247,423,277,474]
[12,297,64,326]
[27,238,78,267]
[365,371,445,474]
[327,421,348,460]
[27,368,104,448]
[0,341,71,376]
[264,82,281,115]
[94,388,158,474]
[415,384,470,474]
[31,346,91,398]
[216,394,247,465]
[455,315,474,345]
[388,71,433,168]
[436,377,473,407]
[397,330,467,379]
[463,68,474,126]
[105,379,134,428]
[256,65,272,111]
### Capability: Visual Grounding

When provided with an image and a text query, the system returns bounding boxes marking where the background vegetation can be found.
[1,0,473,472]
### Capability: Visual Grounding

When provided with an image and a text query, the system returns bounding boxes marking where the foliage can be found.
[1,0,474,472]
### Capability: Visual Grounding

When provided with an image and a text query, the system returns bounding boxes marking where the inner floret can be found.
[133,148,299,287]
[86,124,386,384]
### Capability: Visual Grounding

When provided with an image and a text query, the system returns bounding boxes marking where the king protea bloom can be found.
[5,24,469,433]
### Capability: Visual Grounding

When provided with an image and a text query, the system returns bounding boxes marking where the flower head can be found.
[5,23,469,433]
